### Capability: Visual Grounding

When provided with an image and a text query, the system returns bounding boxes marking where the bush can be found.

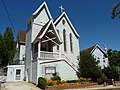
[66,80,79,83]
[47,72,61,86]
[51,72,61,82]
[80,77,91,83]
[38,77,47,89]
[97,75,106,85]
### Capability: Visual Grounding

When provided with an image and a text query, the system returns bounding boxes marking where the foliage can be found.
[97,75,107,85]
[80,77,91,83]
[66,80,79,83]
[101,49,120,80]
[107,49,120,67]
[51,72,61,82]
[0,33,3,66]
[38,77,47,89]
[102,66,118,80]
[0,27,16,67]
[47,79,59,86]
[47,72,61,86]
[78,51,102,82]
[111,2,120,19]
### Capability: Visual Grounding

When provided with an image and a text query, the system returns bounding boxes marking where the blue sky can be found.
[0,0,120,50]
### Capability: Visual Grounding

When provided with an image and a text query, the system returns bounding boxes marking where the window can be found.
[63,29,67,51]
[15,69,21,80]
[45,67,56,75]
[69,33,73,52]
[34,42,38,53]
[57,30,59,50]
[103,60,105,63]
[62,19,65,25]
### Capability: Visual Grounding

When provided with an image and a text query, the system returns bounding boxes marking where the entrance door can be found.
[15,69,21,80]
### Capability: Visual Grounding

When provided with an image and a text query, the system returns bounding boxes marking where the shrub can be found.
[38,77,47,89]
[47,72,61,86]
[80,77,91,83]
[51,72,61,82]
[97,75,106,85]
[66,80,79,83]
[47,79,58,86]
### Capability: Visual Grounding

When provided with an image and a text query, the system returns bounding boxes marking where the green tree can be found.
[103,49,120,80]
[111,2,120,19]
[1,27,16,67]
[0,33,3,66]
[103,66,118,80]
[78,51,102,82]
[107,49,120,66]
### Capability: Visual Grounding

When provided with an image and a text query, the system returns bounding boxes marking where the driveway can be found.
[1,81,41,90]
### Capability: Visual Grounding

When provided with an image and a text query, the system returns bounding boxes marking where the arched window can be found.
[63,29,67,51]
[57,30,59,50]
[70,33,73,52]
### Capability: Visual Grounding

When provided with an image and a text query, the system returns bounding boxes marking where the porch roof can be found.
[32,20,62,45]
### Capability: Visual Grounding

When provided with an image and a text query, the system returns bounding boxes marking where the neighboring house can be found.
[13,30,26,65]
[7,1,80,84]
[81,44,109,69]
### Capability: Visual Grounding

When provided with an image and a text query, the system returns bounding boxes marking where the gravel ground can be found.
[1,81,41,90]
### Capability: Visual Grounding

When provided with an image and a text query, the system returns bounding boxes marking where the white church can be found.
[6,1,80,84]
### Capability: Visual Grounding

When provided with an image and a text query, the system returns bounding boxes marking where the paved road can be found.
[1,81,41,90]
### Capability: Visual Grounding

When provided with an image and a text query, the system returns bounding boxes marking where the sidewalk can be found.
[1,81,41,90]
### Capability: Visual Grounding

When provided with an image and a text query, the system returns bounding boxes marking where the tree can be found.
[107,49,120,66]
[78,51,102,81]
[103,66,118,80]
[1,27,16,67]
[103,49,120,80]
[0,33,3,66]
[111,2,120,19]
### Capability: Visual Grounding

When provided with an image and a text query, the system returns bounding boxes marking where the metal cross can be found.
[59,5,65,13]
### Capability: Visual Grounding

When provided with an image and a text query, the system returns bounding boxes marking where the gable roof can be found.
[81,44,108,56]
[18,30,26,43]
[54,11,79,38]
[27,1,52,24]
[33,20,62,44]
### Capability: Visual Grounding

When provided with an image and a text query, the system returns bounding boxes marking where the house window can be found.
[103,60,105,63]
[62,19,65,25]
[70,33,73,52]
[57,30,59,50]
[63,29,67,51]
[15,69,21,80]
[45,67,56,75]
[34,42,38,53]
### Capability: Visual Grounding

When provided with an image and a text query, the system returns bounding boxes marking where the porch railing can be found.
[32,51,78,71]
[33,51,61,60]
[40,51,60,59]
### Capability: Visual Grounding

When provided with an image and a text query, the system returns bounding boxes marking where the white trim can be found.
[7,65,25,68]
[90,44,108,56]
[26,1,53,25]
[38,20,62,43]
[33,1,52,20]
[54,12,79,38]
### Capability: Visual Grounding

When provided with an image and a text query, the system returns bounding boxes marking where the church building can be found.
[6,1,80,84]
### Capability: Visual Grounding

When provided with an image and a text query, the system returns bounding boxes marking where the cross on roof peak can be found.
[59,5,65,13]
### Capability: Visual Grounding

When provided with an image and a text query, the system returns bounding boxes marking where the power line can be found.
[1,0,17,38]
